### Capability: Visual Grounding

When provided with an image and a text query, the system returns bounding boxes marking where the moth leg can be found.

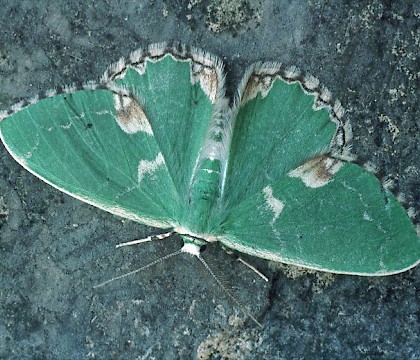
[221,245,269,282]
[116,229,175,248]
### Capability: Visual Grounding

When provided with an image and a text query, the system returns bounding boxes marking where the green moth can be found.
[1,43,419,278]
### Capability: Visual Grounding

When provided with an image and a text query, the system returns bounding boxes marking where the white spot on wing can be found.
[114,94,153,135]
[263,186,284,224]
[191,63,219,103]
[138,153,165,184]
[363,212,373,221]
[289,156,343,188]
[241,75,276,104]
[61,122,72,129]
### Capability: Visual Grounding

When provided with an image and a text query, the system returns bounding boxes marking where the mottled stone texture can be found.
[0,1,419,359]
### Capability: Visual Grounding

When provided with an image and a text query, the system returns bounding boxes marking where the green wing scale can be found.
[220,159,418,274]
[1,43,419,276]
[215,63,420,274]
[0,46,223,229]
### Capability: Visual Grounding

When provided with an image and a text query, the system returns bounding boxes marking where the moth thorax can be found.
[186,158,222,231]
[190,158,222,200]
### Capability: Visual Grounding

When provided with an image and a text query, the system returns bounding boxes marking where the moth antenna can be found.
[116,230,174,248]
[93,248,182,288]
[196,255,263,328]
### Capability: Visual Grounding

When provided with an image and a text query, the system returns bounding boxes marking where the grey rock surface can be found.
[0,1,419,359]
